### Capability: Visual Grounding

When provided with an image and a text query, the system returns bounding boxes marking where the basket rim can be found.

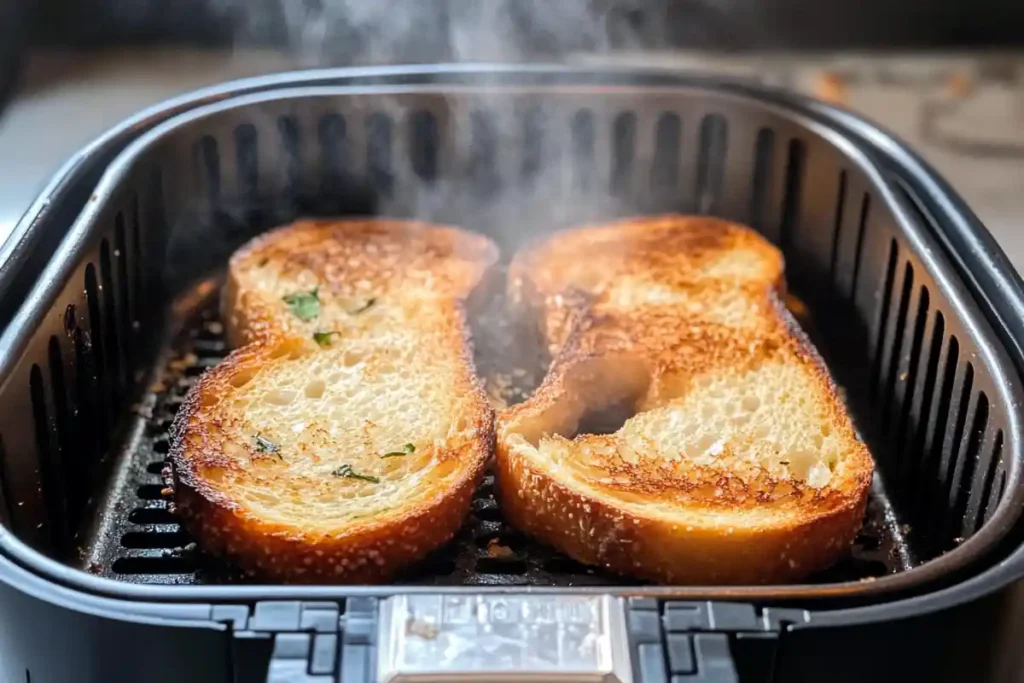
[1,65,1023,621]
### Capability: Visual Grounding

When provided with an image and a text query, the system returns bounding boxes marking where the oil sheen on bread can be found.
[496,215,874,584]
[169,219,497,583]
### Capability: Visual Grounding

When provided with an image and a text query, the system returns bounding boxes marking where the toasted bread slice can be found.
[169,219,497,582]
[496,215,874,584]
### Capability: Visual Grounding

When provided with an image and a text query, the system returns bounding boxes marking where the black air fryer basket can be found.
[2,66,1024,683]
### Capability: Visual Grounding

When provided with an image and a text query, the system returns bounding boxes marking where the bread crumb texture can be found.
[170,219,497,583]
[498,215,874,584]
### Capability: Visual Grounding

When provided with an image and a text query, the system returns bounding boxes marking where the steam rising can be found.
[217,0,657,65]
[166,1,679,282]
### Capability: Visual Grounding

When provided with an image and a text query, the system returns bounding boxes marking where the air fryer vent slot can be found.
[863,226,1008,553]
[778,138,805,251]
[695,114,728,214]
[651,112,681,194]
[409,111,439,182]
[749,127,774,232]
[196,135,220,203]
[611,111,637,193]
[366,113,394,197]
[235,123,259,202]
[318,113,349,197]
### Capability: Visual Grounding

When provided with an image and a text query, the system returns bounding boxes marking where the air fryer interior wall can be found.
[0,84,1019,602]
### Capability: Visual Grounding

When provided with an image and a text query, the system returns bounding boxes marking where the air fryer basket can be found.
[0,82,1021,605]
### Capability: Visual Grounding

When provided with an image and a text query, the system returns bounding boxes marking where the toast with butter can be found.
[169,219,497,582]
[496,215,874,584]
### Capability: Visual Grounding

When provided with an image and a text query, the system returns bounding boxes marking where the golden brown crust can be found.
[496,215,873,584]
[170,219,497,583]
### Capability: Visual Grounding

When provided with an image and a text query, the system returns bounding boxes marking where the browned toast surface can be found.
[169,219,497,582]
[497,215,874,584]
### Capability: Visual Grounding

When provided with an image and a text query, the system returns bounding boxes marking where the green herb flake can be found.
[254,434,280,455]
[332,464,380,483]
[313,330,339,347]
[282,287,320,321]
[349,297,376,315]
[382,443,416,458]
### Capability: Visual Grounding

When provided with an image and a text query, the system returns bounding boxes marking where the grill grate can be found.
[82,288,910,586]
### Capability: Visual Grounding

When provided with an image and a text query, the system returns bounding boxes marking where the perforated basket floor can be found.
[2,78,1018,603]
[78,286,910,587]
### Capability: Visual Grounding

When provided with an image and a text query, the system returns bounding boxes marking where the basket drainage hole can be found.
[152,438,170,454]
[112,556,196,575]
[472,505,503,522]
[403,555,457,577]
[855,532,881,551]
[121,530,191,549]
[847,559,890,577]
[128,507,177,525]
[137,484,169,500]
[146,462,167,476]
[542,556,593,574]
[476,557,529,575]
[474,532,526,549]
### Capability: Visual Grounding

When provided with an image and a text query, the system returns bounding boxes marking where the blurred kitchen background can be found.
[1,0,1023,262]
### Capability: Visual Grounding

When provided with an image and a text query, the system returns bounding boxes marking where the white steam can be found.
[212,0,657,66]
